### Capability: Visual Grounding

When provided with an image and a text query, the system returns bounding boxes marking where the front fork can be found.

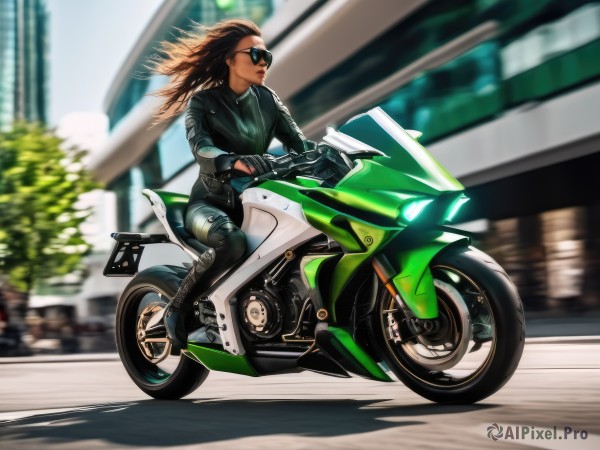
[372,232,470,321]
[373,256,443,343]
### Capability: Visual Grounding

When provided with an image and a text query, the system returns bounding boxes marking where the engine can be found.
[239,289,284,339]
[237,251,314,342]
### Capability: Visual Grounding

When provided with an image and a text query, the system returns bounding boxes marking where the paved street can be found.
[0,340,599,450]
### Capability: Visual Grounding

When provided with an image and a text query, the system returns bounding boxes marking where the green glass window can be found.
[291,0,598,144]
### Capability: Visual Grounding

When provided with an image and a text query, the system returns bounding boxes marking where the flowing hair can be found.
[148,18,262,124]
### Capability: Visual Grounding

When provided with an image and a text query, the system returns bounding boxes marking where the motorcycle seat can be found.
[147,190,210,257]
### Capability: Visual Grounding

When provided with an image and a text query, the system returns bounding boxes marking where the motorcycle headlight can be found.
[400,198,434,223]
[445,195,470,222]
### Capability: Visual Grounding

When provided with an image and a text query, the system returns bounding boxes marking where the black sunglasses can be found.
[233,47,273,68]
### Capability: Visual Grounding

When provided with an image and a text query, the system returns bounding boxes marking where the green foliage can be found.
[0,122,99,295]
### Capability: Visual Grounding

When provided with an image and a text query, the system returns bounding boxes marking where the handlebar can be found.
[239,145,353,190]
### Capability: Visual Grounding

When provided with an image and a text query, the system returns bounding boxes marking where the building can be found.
[91,0,600,313]
[0,0,49,129]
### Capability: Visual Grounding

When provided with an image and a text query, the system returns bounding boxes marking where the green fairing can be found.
[185,344,258,376]
[305,201,366,252]
[334,159,450,212]
[328,220,397,322]
[388,233,469,319]
[262,178,461,322]
[294,176,322,188]
[260,180,364,252]
[300,254,339,312]
[263,179,398,322]
[298,158,459,226]
[328,327,392,382]
[301,255,333,290]
[338,109,463,193]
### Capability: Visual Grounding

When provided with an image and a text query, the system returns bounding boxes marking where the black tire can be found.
[369,245,525,404]
[115,265,209,399]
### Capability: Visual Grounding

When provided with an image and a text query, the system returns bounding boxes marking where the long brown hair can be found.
[148,19,262,124]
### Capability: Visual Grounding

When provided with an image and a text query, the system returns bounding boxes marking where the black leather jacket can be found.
[184,83,307,205]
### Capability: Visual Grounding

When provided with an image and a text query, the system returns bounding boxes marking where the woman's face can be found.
[228,35,269,88]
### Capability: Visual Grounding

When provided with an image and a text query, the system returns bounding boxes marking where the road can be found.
[1,340,599,450]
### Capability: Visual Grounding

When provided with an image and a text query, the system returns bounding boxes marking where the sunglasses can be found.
[233,47,273,68]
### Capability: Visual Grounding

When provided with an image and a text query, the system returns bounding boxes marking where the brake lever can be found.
[240,170,280,191]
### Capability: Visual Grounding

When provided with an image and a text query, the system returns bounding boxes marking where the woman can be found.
[150,19,310,348]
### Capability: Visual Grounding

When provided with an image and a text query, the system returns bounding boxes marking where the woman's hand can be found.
[233,159,256,176]
[232,155,273,177]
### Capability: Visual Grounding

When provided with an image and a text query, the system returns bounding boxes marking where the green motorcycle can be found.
[105,107,525,403]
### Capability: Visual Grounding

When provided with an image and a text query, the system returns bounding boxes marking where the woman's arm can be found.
[267,88,309,154]
[185,95,235,175]
[186,94,274,177]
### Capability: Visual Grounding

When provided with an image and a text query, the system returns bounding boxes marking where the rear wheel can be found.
[115,266,209,399]
[372,246,525,403]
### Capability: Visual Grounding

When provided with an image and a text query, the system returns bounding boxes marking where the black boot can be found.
[164,248,215,349]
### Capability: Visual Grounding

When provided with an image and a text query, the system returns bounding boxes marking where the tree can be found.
[0,122,99,298]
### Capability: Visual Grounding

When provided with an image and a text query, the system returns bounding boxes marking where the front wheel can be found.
[371,246,525,404]
[115,265,209,399]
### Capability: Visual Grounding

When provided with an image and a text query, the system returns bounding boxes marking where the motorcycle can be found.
[104,107,525,403]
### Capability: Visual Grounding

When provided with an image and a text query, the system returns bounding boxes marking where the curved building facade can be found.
[92,0,600,313]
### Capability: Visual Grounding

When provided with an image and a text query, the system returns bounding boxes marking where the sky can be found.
[47,0,163,149]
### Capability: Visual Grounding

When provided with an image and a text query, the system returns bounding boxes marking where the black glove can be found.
[302,139,318,152]
[263,152,293,172]
[232,155,273,177]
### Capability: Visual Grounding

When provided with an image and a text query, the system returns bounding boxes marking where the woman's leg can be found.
[185,201,247,271]
[164,201,246,349]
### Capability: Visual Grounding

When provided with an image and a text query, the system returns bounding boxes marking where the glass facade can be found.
[289,0,600,144]
[0,0,49,129]
[0,0,17,126]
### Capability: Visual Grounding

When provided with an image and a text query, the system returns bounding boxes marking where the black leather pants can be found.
[185,201,247,272]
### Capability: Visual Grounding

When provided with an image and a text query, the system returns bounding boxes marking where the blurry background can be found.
[1,0,599,355]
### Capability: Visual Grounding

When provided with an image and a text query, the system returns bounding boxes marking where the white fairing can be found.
[141,189,198,260]
[239,189,279,253]
[210,188,321,355]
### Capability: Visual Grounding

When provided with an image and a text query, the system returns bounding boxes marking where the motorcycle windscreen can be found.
[337,107,463,193]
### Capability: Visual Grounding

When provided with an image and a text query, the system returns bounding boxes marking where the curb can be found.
[0,353,120,365]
